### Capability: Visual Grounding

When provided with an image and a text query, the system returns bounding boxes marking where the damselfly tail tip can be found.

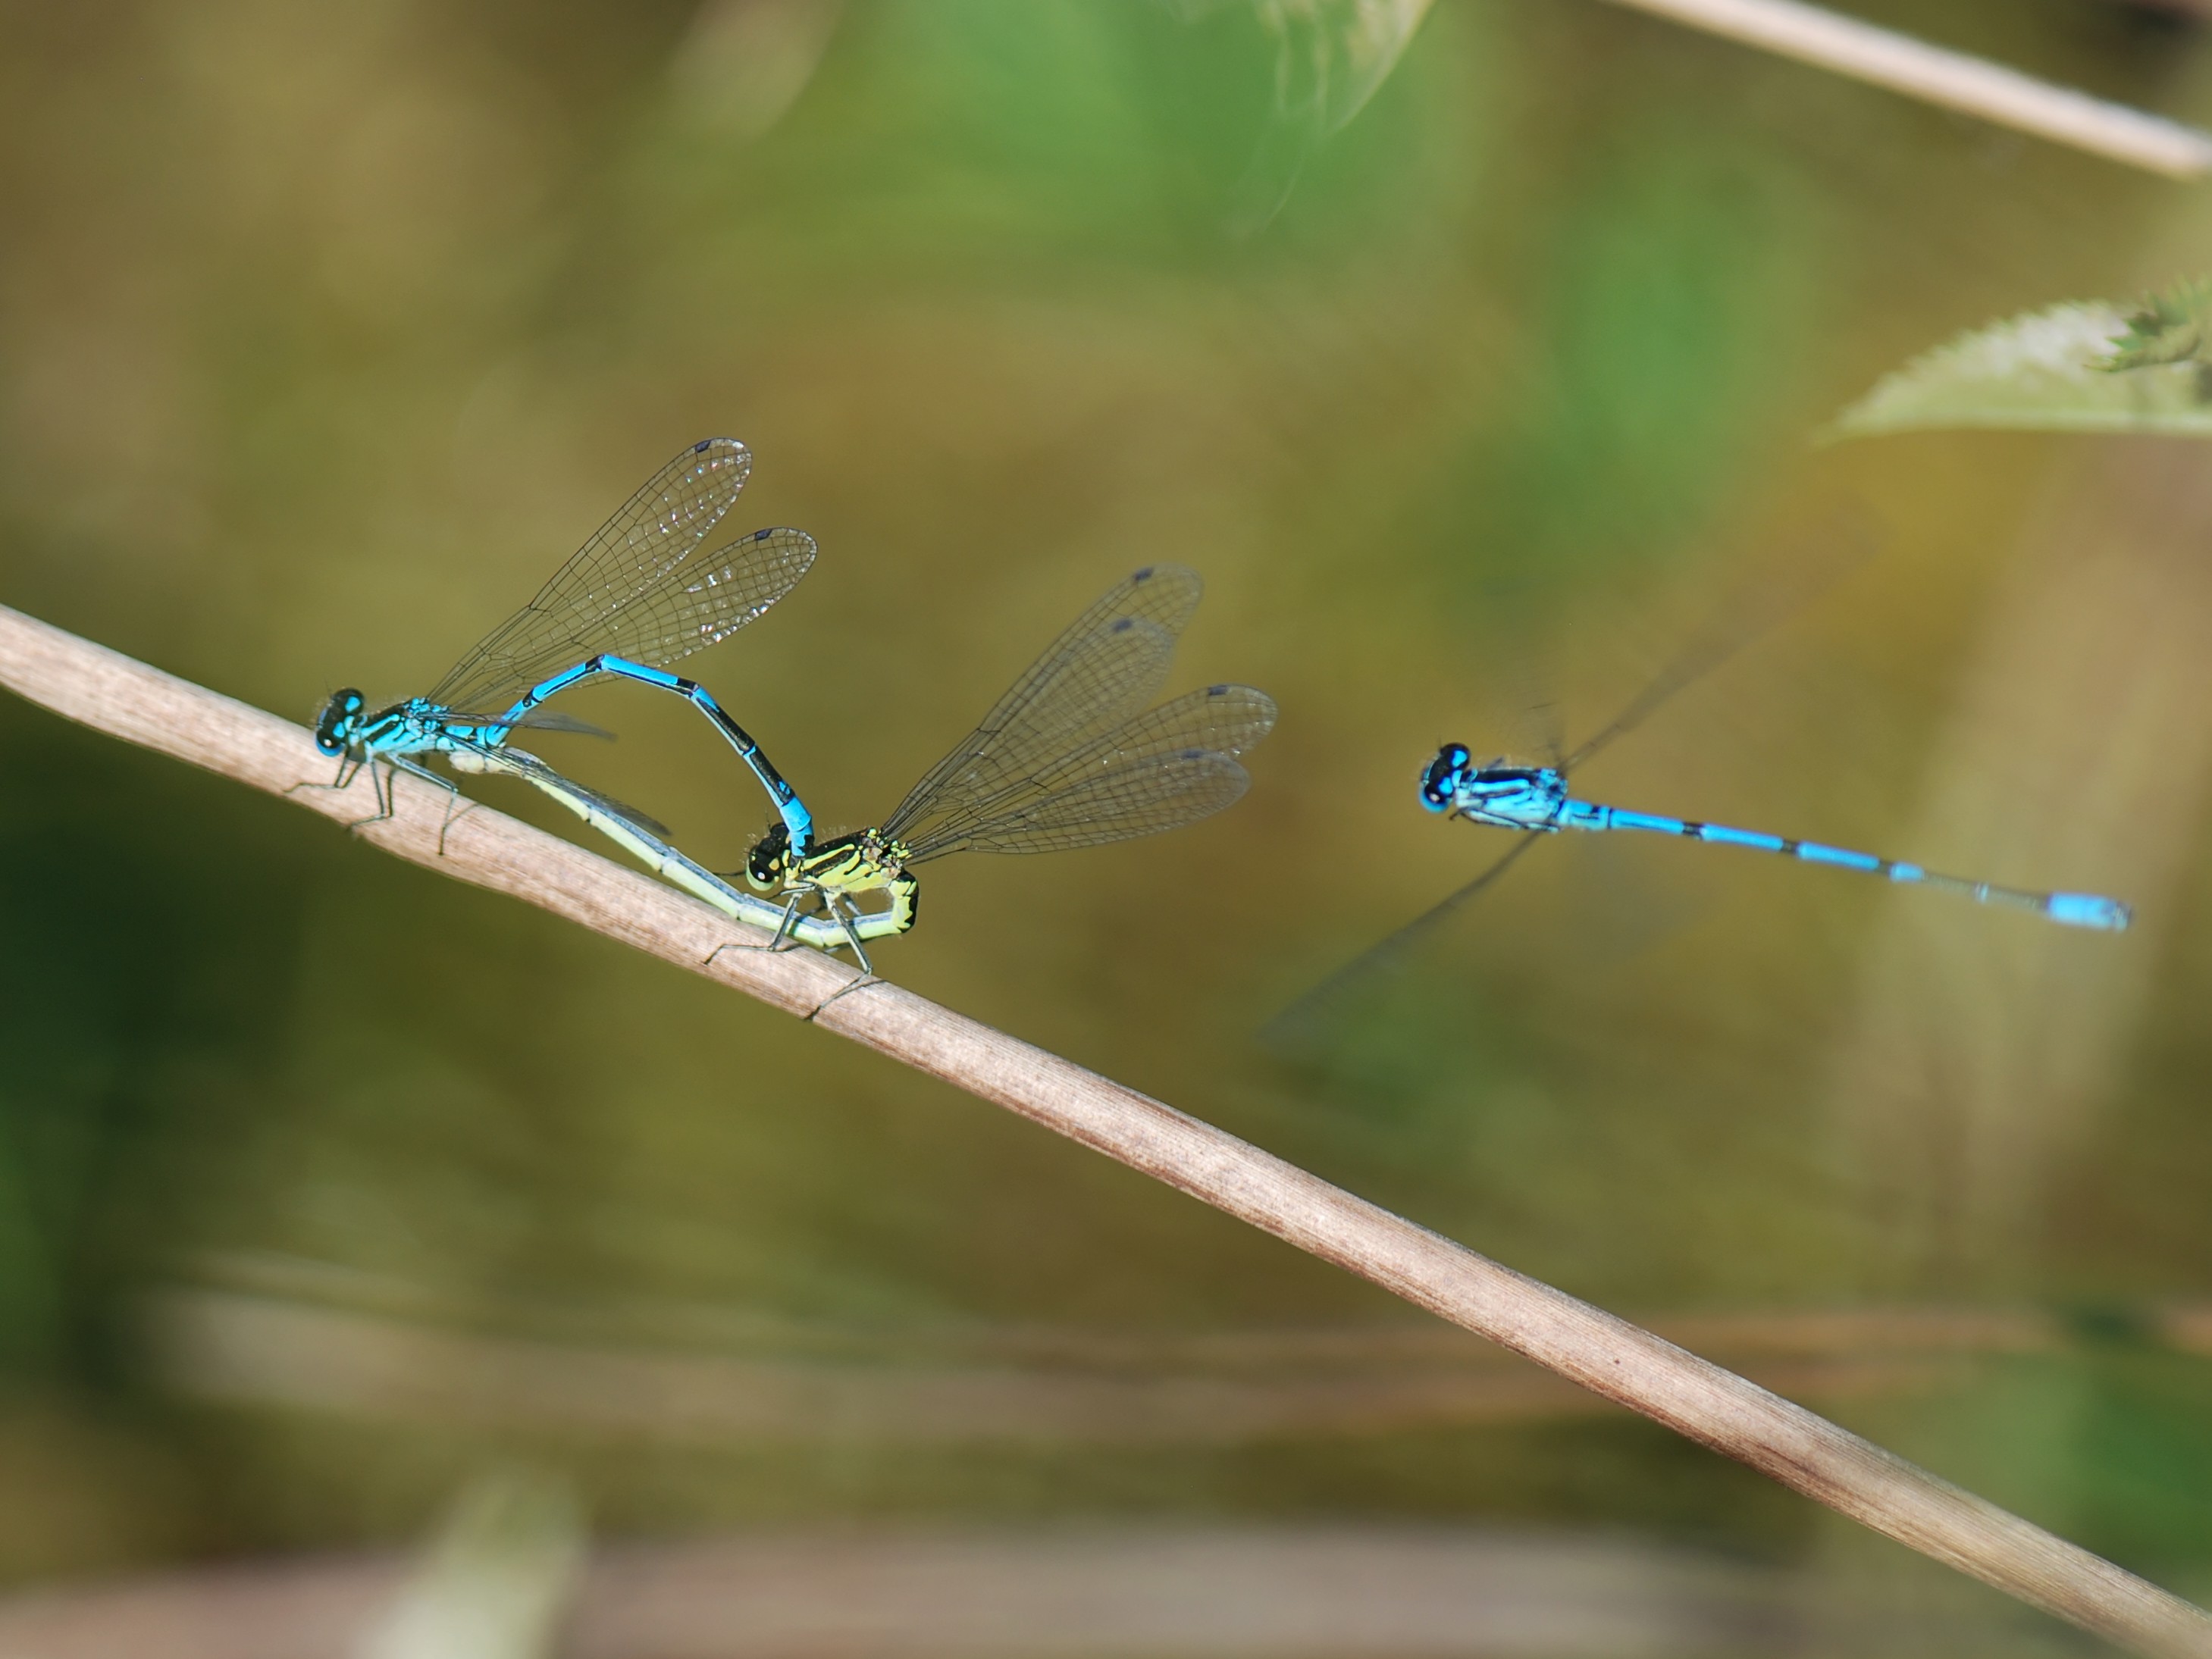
[2048,892,2132,931]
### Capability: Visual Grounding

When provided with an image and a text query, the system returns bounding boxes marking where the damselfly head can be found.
[1420,743,1471,812]
[744,822,791,891]
[315,689,367,756]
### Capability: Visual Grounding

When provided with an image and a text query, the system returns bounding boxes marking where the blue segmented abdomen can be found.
[487,652,813,853]
[1564,800,2129,931]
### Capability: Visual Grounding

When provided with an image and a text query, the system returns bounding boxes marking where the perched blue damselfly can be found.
[311,437,814,851]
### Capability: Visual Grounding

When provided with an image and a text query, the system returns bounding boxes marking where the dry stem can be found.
[1,602,2207,1659]
[1601,0,2212,178]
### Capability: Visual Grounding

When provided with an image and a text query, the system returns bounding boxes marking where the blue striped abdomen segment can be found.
[2041,892,2131,930]
[1567,800,2129,931]
[497,654,813,852]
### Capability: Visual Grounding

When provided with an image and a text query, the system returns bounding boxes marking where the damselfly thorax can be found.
[1432,754,1571,832]
[315,693,504,765]
[744,823,920,945]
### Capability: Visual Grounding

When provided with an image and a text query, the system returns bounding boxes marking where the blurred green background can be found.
[2,0,2210,1642]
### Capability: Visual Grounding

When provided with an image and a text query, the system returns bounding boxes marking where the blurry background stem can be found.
[1,605,2209,1659]
[1593,0,2212,176]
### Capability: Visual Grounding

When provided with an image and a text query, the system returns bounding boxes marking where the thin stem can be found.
[1599,0,2212,178]
[1,603,2206,1659]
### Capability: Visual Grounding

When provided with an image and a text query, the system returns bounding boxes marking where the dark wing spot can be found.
[1133,566,1154,582]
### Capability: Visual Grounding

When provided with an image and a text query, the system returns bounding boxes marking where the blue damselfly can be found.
[1272,546,2129,1041]
[312,437,815,851]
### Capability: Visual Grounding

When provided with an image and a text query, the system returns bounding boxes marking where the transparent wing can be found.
[910,749,1252,861]
[427,439,815,715]
[1564,502,1879,773]
[1487,585,1565,766]
[907,684,1276,855]
[883,565,1205,840]
[1036,681,1274,789]
[506,709,616,740]
[1259,832,1543,1050]
[1506,697,1565,771]
[480,747,675,841]
[566,784,672,844]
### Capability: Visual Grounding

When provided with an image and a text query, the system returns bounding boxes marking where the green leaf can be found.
[2107,278,2212,371]
[1830,299,2212,440]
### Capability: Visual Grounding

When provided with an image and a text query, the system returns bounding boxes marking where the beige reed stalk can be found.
[0,601,2207,1659]
[1598,0,2212,178]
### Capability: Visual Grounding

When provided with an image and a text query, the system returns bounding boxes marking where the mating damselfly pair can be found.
[313,440,2128,998]
[311,439,1274,972]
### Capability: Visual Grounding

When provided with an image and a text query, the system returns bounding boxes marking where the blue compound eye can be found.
[315,690,363,756]
[1420,746,1465,809]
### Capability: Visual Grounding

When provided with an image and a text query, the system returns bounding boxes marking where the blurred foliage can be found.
[1832,291,2212,437]
[358,1469,583,1659]
[0,0,2207,1637]
[1173,0,1439,229]
[2108,274,2212,369]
